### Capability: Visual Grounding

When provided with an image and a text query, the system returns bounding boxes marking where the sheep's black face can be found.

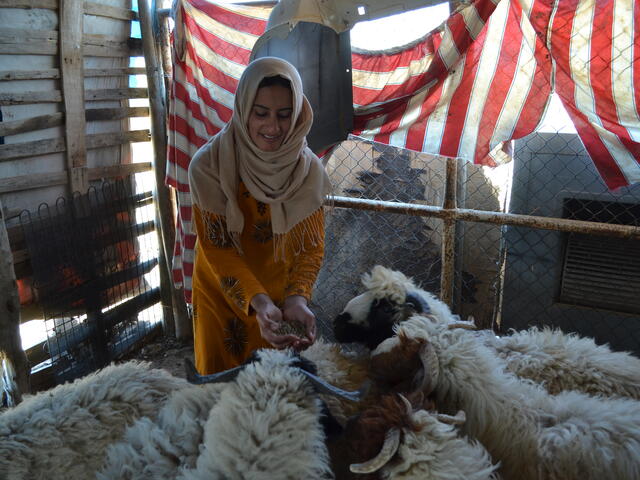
[334,291,375,345]
[333,294,398,350]
[334,290,430,350]
[333,312,371,344]
[361,298,400,349]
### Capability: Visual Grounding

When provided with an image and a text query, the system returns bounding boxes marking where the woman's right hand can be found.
[251,293,300,349]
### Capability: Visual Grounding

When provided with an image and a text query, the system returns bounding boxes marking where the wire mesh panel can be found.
[312,136,506,336]
[313,133,640,356]
[501,131,640,354]
[21,179,162,384]
[452,161,511,330]
[312,138,442,338]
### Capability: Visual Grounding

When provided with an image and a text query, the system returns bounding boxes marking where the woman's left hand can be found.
[282,295,317,351]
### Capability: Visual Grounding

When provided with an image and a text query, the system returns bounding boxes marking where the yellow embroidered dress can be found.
[191,182,324,374]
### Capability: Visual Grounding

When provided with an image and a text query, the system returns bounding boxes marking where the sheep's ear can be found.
[405,291,430,314]
[350,428,401,474]
[300,370,369,402]
[184,358,245,384]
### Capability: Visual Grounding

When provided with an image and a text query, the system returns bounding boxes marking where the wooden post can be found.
[0,199,30,402]
[59,0,89,194]
[158,12,174,109]
[139,0,191,339]
[440,156,457,308]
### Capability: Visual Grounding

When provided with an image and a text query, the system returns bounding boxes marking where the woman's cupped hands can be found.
[252,293,316,351]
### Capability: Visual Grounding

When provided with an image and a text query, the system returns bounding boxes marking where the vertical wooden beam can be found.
[440,156,457,308]
[158,13,173,109]
[60,0,88,194]
[157,10,180,246]
[0,200,30,403]
[139,0,191,339]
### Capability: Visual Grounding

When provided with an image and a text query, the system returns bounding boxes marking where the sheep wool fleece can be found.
[191,183,324,374]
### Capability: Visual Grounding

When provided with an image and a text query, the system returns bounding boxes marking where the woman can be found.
[188,57,331,374]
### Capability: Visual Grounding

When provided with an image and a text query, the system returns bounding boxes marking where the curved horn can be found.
[418,342,440,395]
[398,393,413,414]
[436,410,466,425]
[184,357,245,385]
[300,370,368,402]
[350,428,401,474]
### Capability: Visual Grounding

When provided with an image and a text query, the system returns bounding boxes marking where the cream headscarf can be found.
[188,57,331,258]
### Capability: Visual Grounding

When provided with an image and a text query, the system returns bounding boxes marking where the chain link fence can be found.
[311,133,640,355]
[502,131,640,354]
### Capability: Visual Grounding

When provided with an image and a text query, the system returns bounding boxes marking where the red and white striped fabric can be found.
[351,0,551,166]
[166,1,271,301]
[528,0,640,190]
[167,0,640,302]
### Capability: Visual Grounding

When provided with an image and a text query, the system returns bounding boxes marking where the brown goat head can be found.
[336,392,424,479]
[369,333,440,396]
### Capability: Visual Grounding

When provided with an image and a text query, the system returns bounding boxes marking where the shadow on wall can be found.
[312,138,505,337]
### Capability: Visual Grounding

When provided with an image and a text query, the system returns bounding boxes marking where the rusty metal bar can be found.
[440,157,457,306]
[327,197,640,239]
[453,158,467,311]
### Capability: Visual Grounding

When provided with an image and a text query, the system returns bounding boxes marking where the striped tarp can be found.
[167,0,640,302]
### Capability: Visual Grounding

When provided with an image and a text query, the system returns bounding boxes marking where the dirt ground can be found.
[122,333,195,379]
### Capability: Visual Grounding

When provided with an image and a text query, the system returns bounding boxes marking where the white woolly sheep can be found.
[336,265,640,400]
[98,348,363,480]
[0,361,188,480]
[486,326,640,399]
[371,315,640,480]
[53,343,496,480]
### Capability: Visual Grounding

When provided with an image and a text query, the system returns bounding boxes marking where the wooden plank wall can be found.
[0,0,150,206]
[0,0,156,391]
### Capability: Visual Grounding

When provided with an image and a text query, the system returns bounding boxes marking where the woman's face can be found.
[247,84,293,152]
